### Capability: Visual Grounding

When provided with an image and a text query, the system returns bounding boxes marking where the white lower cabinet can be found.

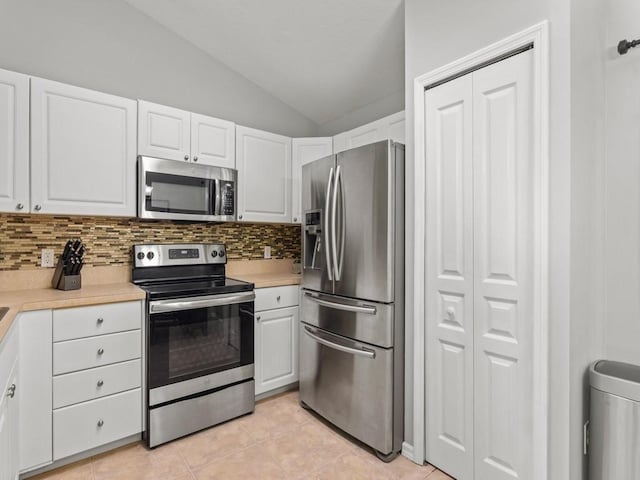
[53,389,141,461]
[254,286,299,396]
[0,322,19,480]
[13,300,143,474]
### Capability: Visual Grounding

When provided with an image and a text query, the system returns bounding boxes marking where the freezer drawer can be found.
[301,290,394,348]
[299,323,397,455]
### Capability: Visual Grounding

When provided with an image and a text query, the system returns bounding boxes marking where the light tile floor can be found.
[32,391,453,480]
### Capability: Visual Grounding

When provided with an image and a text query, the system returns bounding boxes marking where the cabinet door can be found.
[236,126,292,223]
[332,111,405,153]
[19,310,52,473]
[138,100,191,162]
[291,138,332,224]
[255,306,298,395]
[0,68,29,213]
[30,78,137,216]
[424,73,474,480]
[191,112,235,168]
[0,323,19,480]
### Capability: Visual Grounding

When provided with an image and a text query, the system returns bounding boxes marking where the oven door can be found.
[147,291,254,406]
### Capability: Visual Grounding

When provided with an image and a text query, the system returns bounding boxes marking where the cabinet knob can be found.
[184,155,189,161]
[97,348,104,355]
[277,295,281,302]
[16,203,24,210]
[256,315,261,321]
[97,317,104,325]
[34,205,42,211]
[193,156,198,162]
[6,384,16,398]
[293,217,297,222]
[97,380,104,387]
[239,215,243,220]
[97,419,104,427]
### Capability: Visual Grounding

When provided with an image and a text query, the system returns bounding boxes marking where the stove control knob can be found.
[137,252,145,260]
[211,251,218,258]
[219,250,225,258]
[147,251,155,260]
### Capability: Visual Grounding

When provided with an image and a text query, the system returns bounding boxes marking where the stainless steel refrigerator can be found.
[299,139,404,461]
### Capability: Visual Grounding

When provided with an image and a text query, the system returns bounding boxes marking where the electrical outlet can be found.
[264,246,271,259]
[41,249,55,268]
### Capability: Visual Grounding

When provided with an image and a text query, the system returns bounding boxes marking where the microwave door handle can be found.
[213,179,221,215]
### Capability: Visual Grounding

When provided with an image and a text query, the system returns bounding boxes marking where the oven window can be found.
[148,302,254,389]
[145,172,212,215]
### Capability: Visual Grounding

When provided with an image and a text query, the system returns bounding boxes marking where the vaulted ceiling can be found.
[123,0,404,127]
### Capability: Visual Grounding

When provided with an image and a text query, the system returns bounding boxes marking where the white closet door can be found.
[424,73,474,480]
[473,50,534,480]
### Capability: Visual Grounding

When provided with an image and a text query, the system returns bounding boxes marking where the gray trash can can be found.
[589,360,640,480]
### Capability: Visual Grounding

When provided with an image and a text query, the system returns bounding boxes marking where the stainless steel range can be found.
[132,243,255,448]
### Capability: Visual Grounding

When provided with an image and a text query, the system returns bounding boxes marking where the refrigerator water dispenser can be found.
[304,210,323,270]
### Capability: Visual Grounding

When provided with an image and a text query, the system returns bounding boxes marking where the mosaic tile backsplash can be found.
[0,214,302,270]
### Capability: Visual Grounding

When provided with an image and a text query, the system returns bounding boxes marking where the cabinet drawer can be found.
[53,359,141,409]
[53,301,142,342]
[255,286,299,311]
[53,330,141,375]
[53,389,141,460]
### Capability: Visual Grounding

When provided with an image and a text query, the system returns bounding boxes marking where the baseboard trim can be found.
[402,442,417,463]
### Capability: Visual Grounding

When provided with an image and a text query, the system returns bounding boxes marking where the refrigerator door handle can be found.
[338,167,346,280]
[304,292,377,315]
[331,165,342,280]
[303,325,375,359]
[324,167,334,281]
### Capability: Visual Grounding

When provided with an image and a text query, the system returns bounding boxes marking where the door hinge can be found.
[583,420,590,455]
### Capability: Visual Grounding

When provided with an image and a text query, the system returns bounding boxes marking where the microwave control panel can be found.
[221,181,235,216]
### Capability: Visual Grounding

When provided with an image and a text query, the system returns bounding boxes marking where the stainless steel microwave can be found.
[138,156,236,222]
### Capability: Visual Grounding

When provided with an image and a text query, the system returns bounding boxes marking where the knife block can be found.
[51,258,82,291]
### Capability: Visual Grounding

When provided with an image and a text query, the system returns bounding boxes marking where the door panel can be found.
[190,112,235,168]
[31,78,137,216]
[424,73,474,479]
[0,68,29,213]
[138,100,190,162]
[301,154,335,295]
[236,126,291,223]
[334,141,395,303]
[473,50,533,480]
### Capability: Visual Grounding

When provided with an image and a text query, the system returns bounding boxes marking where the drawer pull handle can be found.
[277,295,281,301]
[97,317,104,324]
[97,348,104,355]
[97,380,104,387]
[97,419,104,427]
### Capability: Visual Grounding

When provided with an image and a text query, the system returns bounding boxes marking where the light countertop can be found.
[0,283,146,343]
[230,272,301,289]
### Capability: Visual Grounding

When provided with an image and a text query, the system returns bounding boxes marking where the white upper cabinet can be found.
[333,110,405,153]
[0,68,29,213]
[236,125,292,223]
[31,78,137,216]
[138,100,235,168]
[138,100,190,162]
[190,112,235,168]
[291,137,333,224]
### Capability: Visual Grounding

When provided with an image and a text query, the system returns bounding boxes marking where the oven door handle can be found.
[149,291,255,313]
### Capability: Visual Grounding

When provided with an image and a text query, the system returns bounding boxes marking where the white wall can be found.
[0,0,318,137]
[569,1,606,479]
[404,1,572,478]
[603,0,640,366]
[317,90,405,136]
